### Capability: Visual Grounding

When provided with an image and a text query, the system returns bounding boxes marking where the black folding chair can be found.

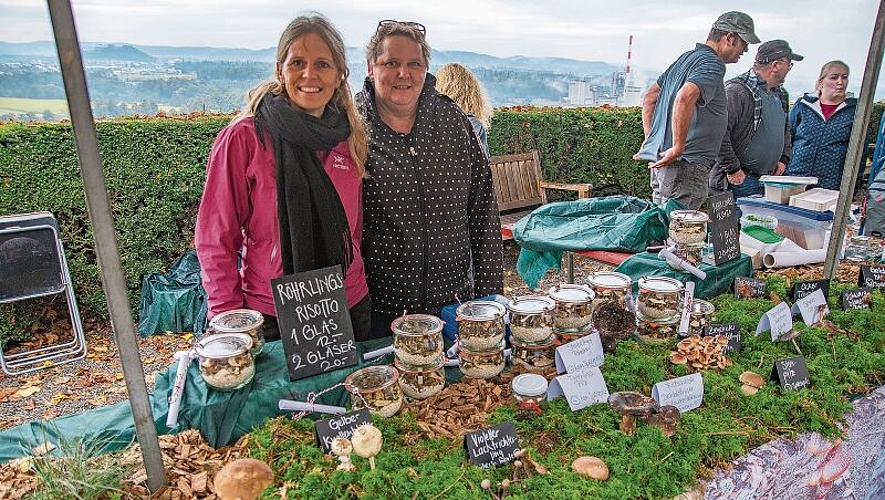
[0,212,87,375]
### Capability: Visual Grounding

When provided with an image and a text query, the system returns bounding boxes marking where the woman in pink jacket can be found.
[195,14,371,341]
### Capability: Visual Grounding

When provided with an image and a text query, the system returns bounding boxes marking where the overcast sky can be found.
[2,0,884,100]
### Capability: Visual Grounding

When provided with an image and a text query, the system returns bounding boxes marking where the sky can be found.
[2,0,884,100]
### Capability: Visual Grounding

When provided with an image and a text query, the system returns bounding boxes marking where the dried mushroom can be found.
[397,365,445,400]
[668,210,708,245]
[637,289,680,321]
[459,345,505,379]
[199,352,255,391]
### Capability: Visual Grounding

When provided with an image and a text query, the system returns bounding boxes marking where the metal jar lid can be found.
[456,301,506,321]
[391,314,444,336]
[691,299,715,316]
[548,284,595,304]
[637,276,684,293]
[195,332,253,359]
[512,373,548,397]
[670,210,709,224]
[586,271,632,290]
[209,308,264,333]
[507,296,555,314]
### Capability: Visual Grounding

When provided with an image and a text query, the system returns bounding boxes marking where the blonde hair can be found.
[434,63,493,129]
[816,60,849,96]
[237,14,367,176]
[365,21,431,67]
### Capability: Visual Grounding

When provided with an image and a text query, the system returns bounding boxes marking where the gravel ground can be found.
[0,241,609,433]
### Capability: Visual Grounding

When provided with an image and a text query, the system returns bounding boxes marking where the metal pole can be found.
[45,0,168,492]
[824,0,885,279]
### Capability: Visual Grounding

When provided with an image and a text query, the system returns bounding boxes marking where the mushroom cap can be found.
[351,423,383,459]
[214,458,274,500]
[741,384,759,396]
[669,352,688,365]
[646,405,681,436]
[608,391,659,416]
[572,456,609,480]
[330,437,353,457]
[739,371,765,389]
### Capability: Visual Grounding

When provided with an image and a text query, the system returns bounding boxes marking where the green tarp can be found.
[513,196,673,288]
[138,250,208,336]
[613,251,754,299]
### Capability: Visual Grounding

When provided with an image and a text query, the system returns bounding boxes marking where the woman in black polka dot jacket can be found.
[357,20,504,338]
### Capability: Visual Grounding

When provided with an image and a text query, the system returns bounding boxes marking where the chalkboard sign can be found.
[704,322,742,353]
[464,421,519,468]
[859,265,885,289]
[706,192,740,265]
[841,287,873,310]
[789,279,829,303]
[271,265,359,381]
[314,408,372,454]
[734,277,766,299]
[770,356,811,391]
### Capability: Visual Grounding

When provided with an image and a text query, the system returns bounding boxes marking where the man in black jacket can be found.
[709,40,803,198]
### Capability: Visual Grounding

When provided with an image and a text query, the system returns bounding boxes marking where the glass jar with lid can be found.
[668,210,709,245]
[586,271,633,308]
[510,334,557,376]
[548,284,595,333]
[511,373,548,405]
[636,276,684,323]
[635,320,677,345]
[208,308,264,356]
[686,299,716,338]
[345,365,403,418]
[844,235,871,262]
[458,340,506,379]
[394,356,445,400]
[665,239,704,271]
[507,296,555,342]
[195,332,255,392]
[391,314,444,366]
[456,301,506,350]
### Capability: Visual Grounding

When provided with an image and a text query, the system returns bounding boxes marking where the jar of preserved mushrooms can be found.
[458,340,506,379]
[636,276,684,323]
[665,238,705,272]
[668,210,709,245]
[548,284,595,333]
[195,332,255,392]
[208,308,265,356]
[635,320,677,345]
[391,314,444,366]
[456,300,506,350]
[557,327,593,345]
[507,296,555,342]
[510,334,556,375]
[511,373,549,406]
[686,299,716,338]
[345,365,403,418]
[394,356,445,400]
[586,271,633,308]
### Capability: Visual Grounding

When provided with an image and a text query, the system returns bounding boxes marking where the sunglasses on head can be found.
[377,19,426,35]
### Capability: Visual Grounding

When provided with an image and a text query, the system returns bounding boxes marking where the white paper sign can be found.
[554,332,604,374]
[651,372,704,413]
[756,301,793,341]
[547,368,609,411]
[677,281,695,337]
[791,288,829,326]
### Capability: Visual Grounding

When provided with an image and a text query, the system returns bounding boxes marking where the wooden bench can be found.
[490,150,592,240]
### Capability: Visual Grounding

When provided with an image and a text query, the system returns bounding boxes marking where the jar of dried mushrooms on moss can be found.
[636,276,684,323]
[345,365,403,418]
[456,300,506,350]
[391,314,444,366]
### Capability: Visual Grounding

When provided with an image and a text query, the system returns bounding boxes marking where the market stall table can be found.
[613,252,754,299]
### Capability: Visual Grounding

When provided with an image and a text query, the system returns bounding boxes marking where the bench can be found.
[490,150,592,240]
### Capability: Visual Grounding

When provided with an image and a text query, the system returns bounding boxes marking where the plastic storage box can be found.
[759,175,818,204]
[789,188,840,212]
[737,197,833,250]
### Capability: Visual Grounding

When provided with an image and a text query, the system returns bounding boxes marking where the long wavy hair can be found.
[237,13,367,176]
[434,63,493,129]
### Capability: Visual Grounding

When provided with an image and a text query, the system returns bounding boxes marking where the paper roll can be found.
[762,249,827,268]
[659,247,707,280]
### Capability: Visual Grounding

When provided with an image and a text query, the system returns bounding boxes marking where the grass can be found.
[26,433,128,500]
[0,97,70,119]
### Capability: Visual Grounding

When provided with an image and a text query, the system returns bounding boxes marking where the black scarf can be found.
[255,93,353,276]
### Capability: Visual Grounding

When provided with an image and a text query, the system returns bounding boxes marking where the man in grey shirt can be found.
[635,11,760,210]
[709,40,803,198]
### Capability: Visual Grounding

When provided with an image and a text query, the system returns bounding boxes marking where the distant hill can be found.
[87,44,154,62]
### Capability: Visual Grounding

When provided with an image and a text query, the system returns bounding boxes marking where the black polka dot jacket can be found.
[356,75,504,316]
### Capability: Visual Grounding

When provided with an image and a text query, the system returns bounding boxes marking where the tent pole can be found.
[824,0,885,279]
[45,0,168,492]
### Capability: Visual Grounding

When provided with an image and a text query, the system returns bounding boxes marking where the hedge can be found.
[1,102,883,342]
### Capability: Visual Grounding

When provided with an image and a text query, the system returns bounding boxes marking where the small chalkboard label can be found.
[706,192,741,265]
[841,287,872,310]
[464,421,519,468]
[314,408,371,454]
[789,279,830,303]
[704,322,742,353]
[271,265,359,381]
[770,356,811,391]
[734,277,766,299]
[859,265,885,289]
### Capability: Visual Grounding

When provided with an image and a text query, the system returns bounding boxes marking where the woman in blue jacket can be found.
[785,60,859,191]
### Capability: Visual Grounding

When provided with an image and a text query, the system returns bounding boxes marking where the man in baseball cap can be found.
[755,40,804,64]
[712,11,761,44]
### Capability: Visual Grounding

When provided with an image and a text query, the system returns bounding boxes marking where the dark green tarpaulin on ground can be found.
[513,196,674,288]
[613,251,754,299]
[138,250,208,336]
